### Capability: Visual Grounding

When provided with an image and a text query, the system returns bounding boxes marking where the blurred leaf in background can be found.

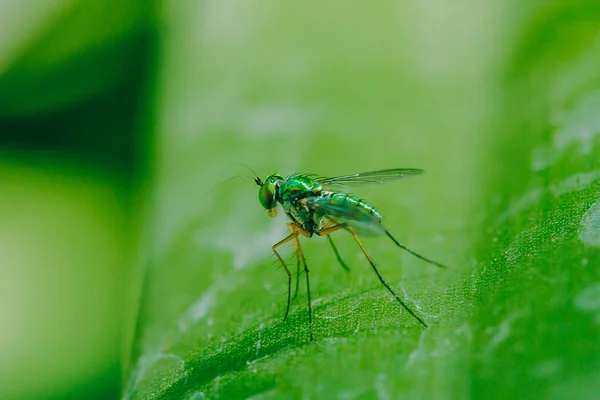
[0,1,155,399]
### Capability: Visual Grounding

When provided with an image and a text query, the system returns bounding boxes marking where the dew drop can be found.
[579,199,600,247]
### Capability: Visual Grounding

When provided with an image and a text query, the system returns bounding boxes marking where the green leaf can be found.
[125,1,600,399]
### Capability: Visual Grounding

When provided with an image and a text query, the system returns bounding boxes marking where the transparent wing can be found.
[307,196,385,236]
[316,168,424,188]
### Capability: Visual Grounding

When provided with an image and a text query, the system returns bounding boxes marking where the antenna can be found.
[235,163,260,178]
[207,164,264,194]
[207,175,249,194]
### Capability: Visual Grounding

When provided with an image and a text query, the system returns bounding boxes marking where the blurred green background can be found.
[1,1,599,399]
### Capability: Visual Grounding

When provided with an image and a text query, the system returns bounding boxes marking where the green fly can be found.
[255,168,445,341]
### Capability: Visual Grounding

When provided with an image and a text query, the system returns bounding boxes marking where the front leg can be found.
[272,223,313,321]
[271,231,297,322]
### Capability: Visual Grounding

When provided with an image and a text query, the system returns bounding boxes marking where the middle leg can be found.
[292,229,314,341]
[317,221,351,272]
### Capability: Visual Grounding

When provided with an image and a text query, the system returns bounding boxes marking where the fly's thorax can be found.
[288,200,314,232]
[278,175,322,211]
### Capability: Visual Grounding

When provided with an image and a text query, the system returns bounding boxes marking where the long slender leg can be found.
[350,230,428,328]
[293,232,313,341]
[293,254,301,299]
[281,222,342,341]
[385,230,446,268]
[326,235,350,272]
[286,223,302,300]
[272,232,298,321]
[315,223,351,272]
[287,222,314,300]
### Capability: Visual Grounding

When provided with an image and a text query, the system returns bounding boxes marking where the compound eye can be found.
[258,183,276,210]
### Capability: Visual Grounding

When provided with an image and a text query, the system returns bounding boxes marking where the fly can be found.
[255,168,445,341]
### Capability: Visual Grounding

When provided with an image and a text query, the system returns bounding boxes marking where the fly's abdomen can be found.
[313,192,385,235]
[327,192,382,219]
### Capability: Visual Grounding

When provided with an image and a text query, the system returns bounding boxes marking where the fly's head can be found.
[256,174,283,217]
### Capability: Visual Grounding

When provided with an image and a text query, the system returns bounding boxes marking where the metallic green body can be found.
[259,173,384,235]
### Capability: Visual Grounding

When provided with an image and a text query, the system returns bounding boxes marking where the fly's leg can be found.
[272,232,298,321]
[317,221,351,272]
[292,229,314,341]
[283,223,314,341]
[287,223,301,300]
[326,235,350,272]
[273,223,315,340]
[293,256,301,299]
[349,229,428,328]
[384,230,446,268]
